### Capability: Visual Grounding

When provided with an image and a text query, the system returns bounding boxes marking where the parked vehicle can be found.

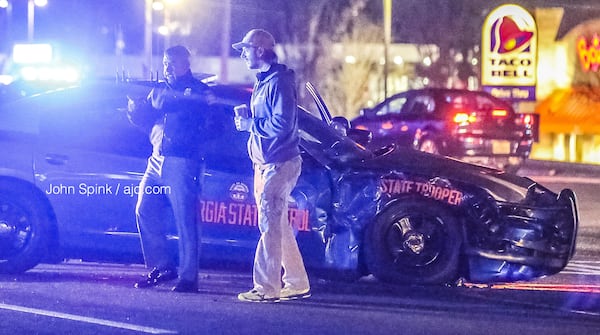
[0,80,576,285]
[351,88,537,172]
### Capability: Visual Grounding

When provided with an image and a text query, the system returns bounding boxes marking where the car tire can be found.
[419,138,440,155]
[0,185,51,274]
[364,198,461,285]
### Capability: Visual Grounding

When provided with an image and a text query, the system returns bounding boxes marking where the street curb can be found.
[520,159,600,177]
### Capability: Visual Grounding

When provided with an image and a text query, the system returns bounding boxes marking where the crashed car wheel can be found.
[364,198,461,285]
[0,186,50,274]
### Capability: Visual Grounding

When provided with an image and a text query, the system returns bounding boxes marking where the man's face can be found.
[163,54,189,83]
[240,46,260,70]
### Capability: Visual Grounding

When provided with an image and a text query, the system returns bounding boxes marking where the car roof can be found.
[391,87,497,97]
[377,87,513,108]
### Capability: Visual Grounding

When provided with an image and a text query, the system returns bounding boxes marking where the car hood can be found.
[296,100,540,204]
[357,145,539,202]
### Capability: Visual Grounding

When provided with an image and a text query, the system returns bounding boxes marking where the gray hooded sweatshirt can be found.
[247,63,300,165]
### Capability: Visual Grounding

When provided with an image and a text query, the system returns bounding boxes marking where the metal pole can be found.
[144,0,153,78]
[220,0,231,83]
[164,6,170,48]
[27,0,34,41]
[3,1,13,50]
[383,0,392,100]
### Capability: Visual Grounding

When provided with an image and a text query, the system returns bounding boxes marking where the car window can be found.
[443,93,471,111]
[376,96,408,116]
[201,104,251,172]
[38,95,151,158]
[473,93,511,113]
[0,102,38,135]
[408,94,435,115]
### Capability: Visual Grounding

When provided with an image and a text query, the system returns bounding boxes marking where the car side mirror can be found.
[347,128,372,147]
[359,108,371,116]
[331,116,350,136]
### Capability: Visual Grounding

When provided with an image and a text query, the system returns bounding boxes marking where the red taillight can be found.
[492,109,508,117]
[381,121,393,130]
[355,124,368,131]
[515,114,534,126]
[453,112,476,124]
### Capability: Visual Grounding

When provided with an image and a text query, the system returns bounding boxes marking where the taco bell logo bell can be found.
[491,16,534,54]
[482,4,537,101]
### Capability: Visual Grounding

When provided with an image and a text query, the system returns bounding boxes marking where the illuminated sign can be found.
[12,43,53,64]
[577,34,600,72]
[481,5,537,101]
[380,178,463,206]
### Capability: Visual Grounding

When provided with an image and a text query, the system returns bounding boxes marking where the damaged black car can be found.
[0,80,578,285]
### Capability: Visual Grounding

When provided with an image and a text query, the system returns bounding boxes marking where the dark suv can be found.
[351,88,536,172]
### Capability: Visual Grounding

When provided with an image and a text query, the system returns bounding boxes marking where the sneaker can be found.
[134,267,177,289]
[237,289,280,303]
[280,287,311,300]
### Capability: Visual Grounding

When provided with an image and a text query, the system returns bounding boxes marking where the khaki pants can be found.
[252,156,309,297]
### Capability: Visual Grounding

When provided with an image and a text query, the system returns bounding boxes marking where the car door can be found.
[399,91,438,146]
[194,102,263,262]
[198,101,314,264]
[33,85,150,258]
[361,92,415,148]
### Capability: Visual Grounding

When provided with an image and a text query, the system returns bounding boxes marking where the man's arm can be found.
[127,89,162,130]
[251,77,296,138]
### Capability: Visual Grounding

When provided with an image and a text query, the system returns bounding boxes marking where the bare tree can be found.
[273,0,397,117]
[316,16,385,118]
[394,0,484,88]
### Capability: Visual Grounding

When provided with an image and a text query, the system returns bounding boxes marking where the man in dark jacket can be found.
[232,29,310,302]
[127,45,212,293]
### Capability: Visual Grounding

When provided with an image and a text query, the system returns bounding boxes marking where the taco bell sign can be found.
[481,4,537,101]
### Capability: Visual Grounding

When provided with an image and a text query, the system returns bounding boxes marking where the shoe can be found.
[280,287,311,300]
[237,289,280,303]
[172,280,198,293]
[134,267,177,288]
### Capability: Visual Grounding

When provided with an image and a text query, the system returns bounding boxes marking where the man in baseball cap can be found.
[232,28,276,51]
[232,29,311,303]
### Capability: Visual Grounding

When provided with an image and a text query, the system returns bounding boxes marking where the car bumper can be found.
[465,187,579,283]
[453,136,533,157]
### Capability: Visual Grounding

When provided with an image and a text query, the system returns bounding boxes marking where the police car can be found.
[0,80,578,285]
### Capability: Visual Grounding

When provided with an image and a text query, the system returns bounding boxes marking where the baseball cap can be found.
[232,29,276,51]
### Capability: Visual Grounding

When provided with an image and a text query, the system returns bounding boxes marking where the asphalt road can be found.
[0,260,599,335]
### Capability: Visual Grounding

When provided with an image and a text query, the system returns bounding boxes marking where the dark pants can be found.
[135,155,202,282]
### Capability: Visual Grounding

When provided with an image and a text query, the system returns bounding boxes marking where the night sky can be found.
[1,0,598,57]
[1,0,290,56]
[2,0,146,54]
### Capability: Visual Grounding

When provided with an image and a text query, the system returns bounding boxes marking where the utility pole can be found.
[144,0,153,78]
[220,0,231,83]
[383,0,392,100]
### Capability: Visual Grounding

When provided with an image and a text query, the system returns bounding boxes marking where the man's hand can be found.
[150,88,169,110]
[127,95,147,112]
[234,116,252,132]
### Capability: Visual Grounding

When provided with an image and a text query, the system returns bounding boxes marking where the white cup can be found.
[234,104,249,118]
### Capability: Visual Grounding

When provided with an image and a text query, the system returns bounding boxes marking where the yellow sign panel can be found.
[481,5,537,100]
